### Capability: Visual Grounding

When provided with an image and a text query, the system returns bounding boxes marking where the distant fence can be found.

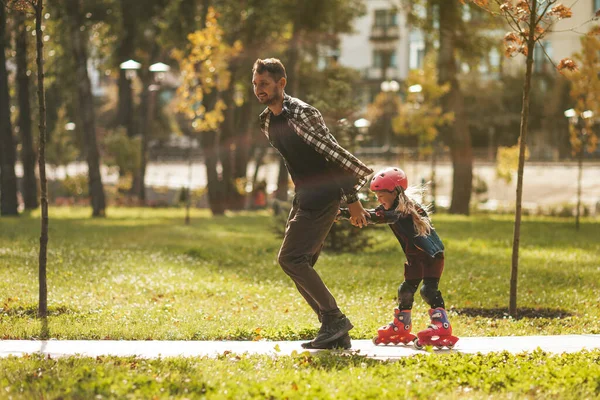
[148,145,600,164]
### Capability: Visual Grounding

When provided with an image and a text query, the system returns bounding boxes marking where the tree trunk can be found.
[510,0,538,317]
[423,0,435,57]
[576,138,583,230]
[16,11,38,210]
[137,87,156,203]
[66,0,106,217]
[252,145,267,189]
[185,144,193,224]
[197,0,226,215]
[202,130,226,215]
[34,0,49,320]
[115,0,136,138]
[219,84,245,210]
[0,5,19,216]
[437,0,473,215]
[231,85,254,210]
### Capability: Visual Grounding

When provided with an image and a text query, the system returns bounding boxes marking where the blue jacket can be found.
[339,204,444,258]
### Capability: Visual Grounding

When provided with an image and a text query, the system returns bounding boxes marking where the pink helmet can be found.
[370,167,408,192]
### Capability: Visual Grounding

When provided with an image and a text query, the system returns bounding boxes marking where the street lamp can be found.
[408,84,422,93]
[381,79,400,93]
[564,107,594,230]
[353,117,370,144]
[119,59,141,79]
[119,59,171,203]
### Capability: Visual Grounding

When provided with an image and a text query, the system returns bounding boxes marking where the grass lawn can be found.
[1,207,599,399]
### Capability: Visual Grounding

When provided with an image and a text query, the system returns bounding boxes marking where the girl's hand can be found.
[347,201,369,228]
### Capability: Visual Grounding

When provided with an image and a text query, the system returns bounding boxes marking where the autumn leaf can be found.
[515,0,529,13]
[499,1,513,13]
[588,25,600,36]
[557,58,578,72]
[549,4,573,19]
[504,45,518,57]
[518,45,528,56]
[504,32,521,44]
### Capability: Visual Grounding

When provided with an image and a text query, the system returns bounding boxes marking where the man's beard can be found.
[259,91,282,106]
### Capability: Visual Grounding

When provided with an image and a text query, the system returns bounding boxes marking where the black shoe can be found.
[311,314,354,348]
[301,333,352,350]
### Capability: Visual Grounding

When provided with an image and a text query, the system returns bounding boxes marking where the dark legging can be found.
[397,253,445,310]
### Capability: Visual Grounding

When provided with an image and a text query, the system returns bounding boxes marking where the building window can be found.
[390,52,397,68]
[533,41,553,73]
[373,50,383,68]
[595,0,600,13]
[409,40,425,70]
[373,50,397,69]
[374,9,398,28]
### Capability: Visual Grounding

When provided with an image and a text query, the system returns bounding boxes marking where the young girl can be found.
[339,167,458,349]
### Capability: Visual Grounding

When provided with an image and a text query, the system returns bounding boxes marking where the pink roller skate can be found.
[414,308,459,350]
[372,308,417,345]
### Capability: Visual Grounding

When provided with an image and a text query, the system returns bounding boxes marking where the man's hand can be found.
[347,201,369,228]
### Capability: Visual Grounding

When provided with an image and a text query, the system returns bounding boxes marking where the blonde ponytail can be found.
[395,185,433,237]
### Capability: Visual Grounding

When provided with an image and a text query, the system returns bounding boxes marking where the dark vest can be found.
[269,113,354,209]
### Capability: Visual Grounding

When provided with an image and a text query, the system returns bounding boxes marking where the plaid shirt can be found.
[259,94,373,204]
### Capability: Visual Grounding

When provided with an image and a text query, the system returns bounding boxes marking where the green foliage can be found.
[172,7,242,133]
[472,174,488,203]
[50,174,89,200]
[101,127,141,177]
[495,141,530,183]
[392,57,454,157]
[46,106,79,169]
[1,350,600,399]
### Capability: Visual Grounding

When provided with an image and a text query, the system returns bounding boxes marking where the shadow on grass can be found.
[2,304,79,318]
[451,307,574,320]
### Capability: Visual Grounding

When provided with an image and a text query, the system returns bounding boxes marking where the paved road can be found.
[143,160,600,211]
[33,160,600,211]
[2,335,600,360]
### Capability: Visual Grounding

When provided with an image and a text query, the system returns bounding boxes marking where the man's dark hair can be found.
[252,58,287,82]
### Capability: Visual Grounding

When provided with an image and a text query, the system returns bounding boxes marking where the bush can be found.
[49,174,89,205]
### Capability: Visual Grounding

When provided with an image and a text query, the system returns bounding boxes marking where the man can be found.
[252,58,373,349]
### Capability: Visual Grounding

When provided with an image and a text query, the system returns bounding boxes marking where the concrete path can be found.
[1,335,599,360]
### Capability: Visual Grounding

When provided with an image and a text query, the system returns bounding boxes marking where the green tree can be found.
[46,106,79,174]
[400,0,503,215]
[62,0,107,217]
[15,9,38,209]
[392,58,453,209]
[172,6,241,215]
[436,0,474,215]
[0,3,18,216]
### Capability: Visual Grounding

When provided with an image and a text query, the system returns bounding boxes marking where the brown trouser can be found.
[277,199,341,319]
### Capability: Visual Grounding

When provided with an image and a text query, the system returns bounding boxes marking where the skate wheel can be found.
[436,346,444,350]
[446,343,454,349]
[414,340,423,350]
[372,336,380,345]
